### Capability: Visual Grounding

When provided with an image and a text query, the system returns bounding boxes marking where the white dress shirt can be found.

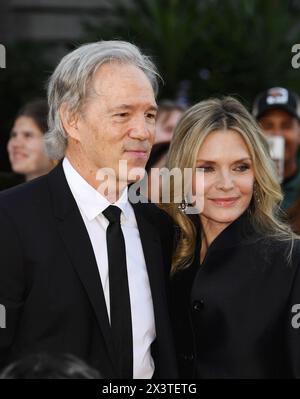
[62,157,156,379]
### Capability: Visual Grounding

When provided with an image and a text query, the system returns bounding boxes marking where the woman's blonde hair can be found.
[160,96,298,274]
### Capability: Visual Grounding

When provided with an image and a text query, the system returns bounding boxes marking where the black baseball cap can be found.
[252,87,300,121]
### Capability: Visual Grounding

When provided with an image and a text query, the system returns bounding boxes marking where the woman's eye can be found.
[235,164,250,172]
[197,166,214,172]
[10,131,17,138]
[24,132,33,139]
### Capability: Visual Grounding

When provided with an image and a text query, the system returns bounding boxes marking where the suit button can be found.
[193,299,204,311]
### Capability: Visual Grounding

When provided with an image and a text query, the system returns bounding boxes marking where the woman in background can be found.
[162,97,300,378]
[7,99,55,182]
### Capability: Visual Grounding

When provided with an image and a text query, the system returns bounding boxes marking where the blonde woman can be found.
[161,97,300,378]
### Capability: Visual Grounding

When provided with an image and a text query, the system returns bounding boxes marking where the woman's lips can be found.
[209,197,240,207]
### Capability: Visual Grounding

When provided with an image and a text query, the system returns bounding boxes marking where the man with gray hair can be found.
[0,41,177,379]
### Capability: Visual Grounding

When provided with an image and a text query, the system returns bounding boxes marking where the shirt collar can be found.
[62,157,131,221]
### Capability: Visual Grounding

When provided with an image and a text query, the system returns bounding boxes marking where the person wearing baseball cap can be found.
[253,87,300,210]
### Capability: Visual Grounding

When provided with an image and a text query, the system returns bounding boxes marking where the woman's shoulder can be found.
[250,234,300,271]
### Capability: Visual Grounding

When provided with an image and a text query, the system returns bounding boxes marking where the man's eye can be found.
[146,113,156,119]
[282,123,293,130]
[113,112,129,118]
[260,122,273,130]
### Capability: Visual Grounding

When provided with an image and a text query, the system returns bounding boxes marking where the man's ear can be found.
[59,103,81,141]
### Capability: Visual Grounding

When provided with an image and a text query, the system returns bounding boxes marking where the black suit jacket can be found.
[0,162,177,378]
[170,211,300,378]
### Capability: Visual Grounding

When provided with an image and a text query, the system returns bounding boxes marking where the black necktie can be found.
[102,205,133,378]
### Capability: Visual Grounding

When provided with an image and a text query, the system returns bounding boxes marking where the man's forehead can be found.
[107,102,158,110]
[259,109,297,121]
[92,62,153,89]
[89,83,156,109]
[91,90,156,107]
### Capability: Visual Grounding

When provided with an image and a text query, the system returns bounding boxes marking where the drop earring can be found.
[178,198,188,213]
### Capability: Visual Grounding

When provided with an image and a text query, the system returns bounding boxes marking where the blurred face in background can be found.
[7,116,53,181]
[196,129,255,240]
[155,108,183,143]
[258,109,300,178]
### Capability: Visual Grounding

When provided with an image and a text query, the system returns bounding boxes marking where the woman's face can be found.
[196,129,255,231]
[7,116,52,180]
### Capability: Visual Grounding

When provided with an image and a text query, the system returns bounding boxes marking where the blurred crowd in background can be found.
[2,0,300,230]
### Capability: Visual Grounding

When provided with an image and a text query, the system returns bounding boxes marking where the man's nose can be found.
[128,115,152,140]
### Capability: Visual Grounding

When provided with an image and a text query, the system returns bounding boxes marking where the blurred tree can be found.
[194,0,300,105]
[82,0,300,107]
[83,0,207,100]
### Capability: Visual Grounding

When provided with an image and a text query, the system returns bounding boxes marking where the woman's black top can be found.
[170,211,300,378]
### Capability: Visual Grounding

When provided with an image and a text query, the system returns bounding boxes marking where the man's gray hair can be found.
[45,40,160,160]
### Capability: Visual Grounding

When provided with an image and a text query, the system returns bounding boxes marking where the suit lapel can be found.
[46,163,117,374]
